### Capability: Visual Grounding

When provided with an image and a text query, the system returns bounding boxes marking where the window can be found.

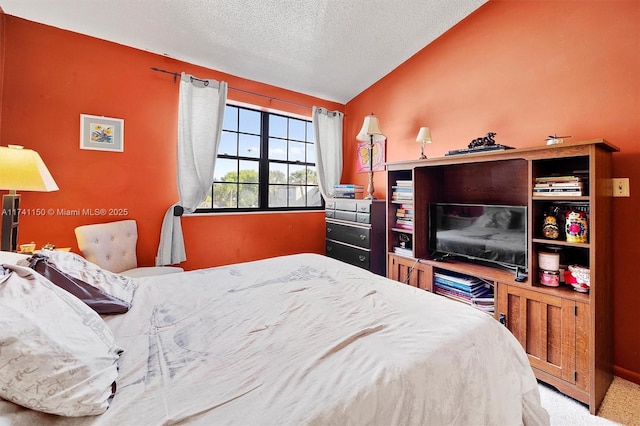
[197,105,322,212]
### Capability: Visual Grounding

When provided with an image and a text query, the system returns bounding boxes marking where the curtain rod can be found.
[150,67,313,110]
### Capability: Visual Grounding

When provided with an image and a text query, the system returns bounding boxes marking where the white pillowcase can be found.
[0,250,29,265]
[0,264,123,416]
[37,250,137,306]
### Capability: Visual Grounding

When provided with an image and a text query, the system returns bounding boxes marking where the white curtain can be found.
[312,107,343,199]
[156,73,227,266]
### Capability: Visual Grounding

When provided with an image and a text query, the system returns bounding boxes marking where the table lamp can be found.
[0,145,59,251]
[356,114,385,199]
[416,127,432,159]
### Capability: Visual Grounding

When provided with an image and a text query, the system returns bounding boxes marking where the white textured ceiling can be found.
[1,0,487,104]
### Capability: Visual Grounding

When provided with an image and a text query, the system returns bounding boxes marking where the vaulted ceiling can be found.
[1,0,487,103]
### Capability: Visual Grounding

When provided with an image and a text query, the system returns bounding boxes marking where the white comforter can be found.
[0,253,549,425]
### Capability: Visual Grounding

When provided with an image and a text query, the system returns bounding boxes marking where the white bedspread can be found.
[0,253,549,425]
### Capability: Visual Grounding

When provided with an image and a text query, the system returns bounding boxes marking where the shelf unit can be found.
[385,139,618,414]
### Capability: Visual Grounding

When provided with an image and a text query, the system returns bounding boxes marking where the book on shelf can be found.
[395,180,413,187]
[533,189,583,196]
[393,246,413,257]
[534,175,583,183]
[534,181,584,188]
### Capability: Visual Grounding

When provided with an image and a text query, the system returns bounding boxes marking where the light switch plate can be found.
[612,178,630,197]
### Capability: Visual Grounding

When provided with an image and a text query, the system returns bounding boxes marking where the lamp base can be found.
[1,193,20,252]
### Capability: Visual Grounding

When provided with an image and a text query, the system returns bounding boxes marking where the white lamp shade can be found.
[0,145,59,191]
[356,114,386,142]
[416,127,432,143]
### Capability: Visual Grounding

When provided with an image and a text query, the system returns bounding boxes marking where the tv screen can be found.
[429,203,527,270]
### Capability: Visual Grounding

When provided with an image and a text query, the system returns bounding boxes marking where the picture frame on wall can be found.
[357,139,386,172]
[80,114,124,152]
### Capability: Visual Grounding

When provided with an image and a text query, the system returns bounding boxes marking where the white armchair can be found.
[74,220,183,278]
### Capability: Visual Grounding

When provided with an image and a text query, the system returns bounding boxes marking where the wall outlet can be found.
[612,178,630,197]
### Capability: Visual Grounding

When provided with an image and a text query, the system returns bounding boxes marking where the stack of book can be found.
[333,184,364,199]
[433,271,494,314]
[533,175,585,196]
[391,180,413,202]
[393,246,413,257]
[395,204,414,231]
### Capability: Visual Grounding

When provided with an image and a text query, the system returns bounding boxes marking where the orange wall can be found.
[1,16,342,271]
[345,0,640,382]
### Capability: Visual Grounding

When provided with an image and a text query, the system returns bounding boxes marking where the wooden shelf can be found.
[385,139,617,415]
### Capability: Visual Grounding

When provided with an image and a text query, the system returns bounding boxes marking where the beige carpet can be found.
[539,376,640,425]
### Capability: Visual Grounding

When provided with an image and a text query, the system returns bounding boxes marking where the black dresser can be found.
[325,198,386,276]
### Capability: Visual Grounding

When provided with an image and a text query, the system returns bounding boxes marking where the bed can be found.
[0,251,549,425]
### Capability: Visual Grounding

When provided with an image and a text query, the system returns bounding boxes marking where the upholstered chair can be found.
[74,220,183,277]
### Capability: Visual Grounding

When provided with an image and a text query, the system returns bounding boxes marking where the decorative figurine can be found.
[565,209,588,243]
[542,207,560,240]
[468,132,497,149]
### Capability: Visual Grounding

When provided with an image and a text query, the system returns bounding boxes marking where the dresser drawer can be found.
[356,212,371,224]
[334,200,358,212]
[326,221,371,249]
[356,202,371,213]
[325,241,370,270]
[334,210,357,221]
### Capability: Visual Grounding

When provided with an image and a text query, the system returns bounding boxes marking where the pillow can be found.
[27,253,131,315]
[0,264,123,417]
[36,250,136,307]
[0,250,29,265]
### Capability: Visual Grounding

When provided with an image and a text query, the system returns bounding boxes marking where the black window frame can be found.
[195,104,323,213]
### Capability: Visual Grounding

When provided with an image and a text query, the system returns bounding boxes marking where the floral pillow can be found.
[0,264,123,416]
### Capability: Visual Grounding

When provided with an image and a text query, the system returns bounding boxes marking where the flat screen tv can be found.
[428,203,528,271]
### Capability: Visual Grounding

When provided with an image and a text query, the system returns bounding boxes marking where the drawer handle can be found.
[327,246,332,252]
[359,235,366,240]
[358,255,366,262]
[327,227,332,233]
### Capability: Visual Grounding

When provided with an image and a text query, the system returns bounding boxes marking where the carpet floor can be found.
[539,376,640,425]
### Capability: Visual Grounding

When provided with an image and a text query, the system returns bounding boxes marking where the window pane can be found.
[289,164,306,184]
[239,134,260,158]
[289,119,306,141]
[269,162,287,184]
[269,138,287,160]
[307,166,318,184]
[239,160,259,183]
[198,186,213,209]
[306,142,315,163]
[213,182,237,208]
[239,108,260,134]
[239,183,259,208]
[269,115,287,138]
[268,184,287,207]
[289,141,305,162]
[307,186,322,207]
[288,186,306,207]
[306,122,314,142]
[218,131,237,156]
[223,105,238,131]
[214,158,238,182]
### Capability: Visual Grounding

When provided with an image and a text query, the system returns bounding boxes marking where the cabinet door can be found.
[497,285,578,384]
[387,254,432,290]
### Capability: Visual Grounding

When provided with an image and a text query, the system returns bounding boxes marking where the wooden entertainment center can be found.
[385,139,618,414]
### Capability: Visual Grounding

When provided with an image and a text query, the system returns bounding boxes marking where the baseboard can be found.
[614,365,640,385]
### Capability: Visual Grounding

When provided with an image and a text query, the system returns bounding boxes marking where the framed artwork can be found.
[357,139,386,172]
[80,114,124,152]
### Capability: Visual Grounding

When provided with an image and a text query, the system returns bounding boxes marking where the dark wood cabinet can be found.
[325,198,385,275]
[385,139,617,414]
